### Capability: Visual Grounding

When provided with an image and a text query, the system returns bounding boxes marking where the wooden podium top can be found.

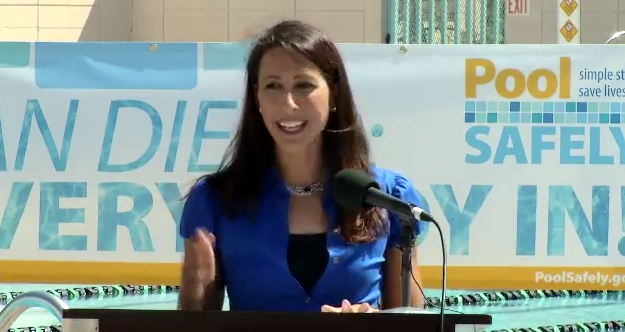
[63,308,492,332]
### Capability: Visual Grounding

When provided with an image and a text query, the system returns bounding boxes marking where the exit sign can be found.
[508,0,530,15]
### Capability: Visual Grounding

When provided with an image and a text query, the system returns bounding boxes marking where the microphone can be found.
[332,169,447,332]
[331,169,435,222]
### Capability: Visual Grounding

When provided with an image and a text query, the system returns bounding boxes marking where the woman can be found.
[178,20,425,313]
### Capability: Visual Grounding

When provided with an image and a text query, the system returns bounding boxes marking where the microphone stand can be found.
[382,207,447,332]
[398,216,417,308]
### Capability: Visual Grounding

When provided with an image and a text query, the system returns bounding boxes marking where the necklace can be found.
[285,181,324,196]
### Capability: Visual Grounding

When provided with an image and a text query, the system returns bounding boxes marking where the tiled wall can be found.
[0,0,131,41]
[0,0,623,43]
[133,0,386,43]
[507,0,625,43]
[0,0,385,43]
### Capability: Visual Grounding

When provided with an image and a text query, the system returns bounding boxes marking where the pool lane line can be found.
[0,285,178,305]
[8,320,625,332]
[487,320,625,332]
[2,286,625,307]
[8,326,61,332]
[3,286,625,331]
[3,286,625,332]
[438,289,625,307]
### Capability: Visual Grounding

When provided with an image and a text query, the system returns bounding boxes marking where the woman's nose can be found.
[281,92,299,110]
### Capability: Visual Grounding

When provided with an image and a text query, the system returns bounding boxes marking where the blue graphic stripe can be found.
[0,42,31,68]
[203,42,249,70]
[34,43,198,90]
[464,101,625,124]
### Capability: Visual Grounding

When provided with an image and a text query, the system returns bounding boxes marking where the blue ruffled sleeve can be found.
[385,172,424,250]
[179,179,218,239]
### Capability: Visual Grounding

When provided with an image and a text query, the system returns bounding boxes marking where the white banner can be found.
[1,42,624,289]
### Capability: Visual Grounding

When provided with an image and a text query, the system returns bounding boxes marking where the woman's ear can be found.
[329,97,337,113]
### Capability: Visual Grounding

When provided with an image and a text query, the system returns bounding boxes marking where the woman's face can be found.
[256,47,331,153]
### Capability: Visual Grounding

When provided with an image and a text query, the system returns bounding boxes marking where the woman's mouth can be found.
[277,121,308,134]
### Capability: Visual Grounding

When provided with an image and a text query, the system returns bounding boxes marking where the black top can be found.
[286,233,329,294]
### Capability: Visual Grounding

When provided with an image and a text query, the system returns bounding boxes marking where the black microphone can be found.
[331,169,434,222]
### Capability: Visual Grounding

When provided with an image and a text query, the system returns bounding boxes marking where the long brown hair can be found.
[196,20,383,243]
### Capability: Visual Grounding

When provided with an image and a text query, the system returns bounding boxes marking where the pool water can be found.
[1,284,623,331]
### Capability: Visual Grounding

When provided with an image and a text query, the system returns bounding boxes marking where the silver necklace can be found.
[285,181,324,196]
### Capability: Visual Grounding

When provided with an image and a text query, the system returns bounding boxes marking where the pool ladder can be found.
[0,291,68,332]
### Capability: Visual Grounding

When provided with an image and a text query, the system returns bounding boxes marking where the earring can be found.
[331,107,336,112]
[259,107,262,113]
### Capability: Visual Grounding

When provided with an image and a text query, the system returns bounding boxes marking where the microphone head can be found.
[332,169,380,210]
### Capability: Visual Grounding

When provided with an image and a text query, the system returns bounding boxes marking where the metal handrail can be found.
[0,291,68,332]
[606,31,625,44]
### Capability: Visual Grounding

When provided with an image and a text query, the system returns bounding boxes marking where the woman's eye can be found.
[265,82,280,89]
[295,82,316,89]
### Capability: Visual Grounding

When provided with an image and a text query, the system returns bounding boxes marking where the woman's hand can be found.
[321,300,378,313]
[191,229,217,282]
[178,229,218,310]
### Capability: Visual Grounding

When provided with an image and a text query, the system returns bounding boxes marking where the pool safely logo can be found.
[464,57,572,100]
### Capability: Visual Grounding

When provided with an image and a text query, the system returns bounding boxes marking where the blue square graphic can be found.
[510,113,520,123]
[577,113,587,123]
[521,113,531,123]
[577,102,587,113]
[487,113,497,123]
[476,102,487,112]
[588,113,599,123]
[554,102,565,112]
[555,113,565,123]
[35,43,198,90]
[510,102,521,112]
[611,102,621,113]
[543,113,554,123]
[521,102,532,112]
[532,102,543,112]
[611,114,621,124]
[499,102,509,111]
[543,102,554,112]
[532,113,542,123]
[488,102,498,112]
[565,102,576,112]
[599,114,610,124]
[566,113,576,123]
[465,101,476,112]
[599,102,610,113]
[465,112,476,123]
[587,102,598,112]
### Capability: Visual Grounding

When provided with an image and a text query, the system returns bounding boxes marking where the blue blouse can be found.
[179,166,423,312]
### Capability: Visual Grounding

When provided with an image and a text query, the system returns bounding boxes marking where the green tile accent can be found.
[0,42,30,68]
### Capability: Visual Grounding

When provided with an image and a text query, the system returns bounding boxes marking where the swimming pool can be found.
[1,284,624,331]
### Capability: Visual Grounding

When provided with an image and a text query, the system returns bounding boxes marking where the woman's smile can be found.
[277,120,308,134]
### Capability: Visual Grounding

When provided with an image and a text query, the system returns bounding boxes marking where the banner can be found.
[1,42,625,289]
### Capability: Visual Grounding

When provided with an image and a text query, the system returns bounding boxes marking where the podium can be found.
[62,308,492,332]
